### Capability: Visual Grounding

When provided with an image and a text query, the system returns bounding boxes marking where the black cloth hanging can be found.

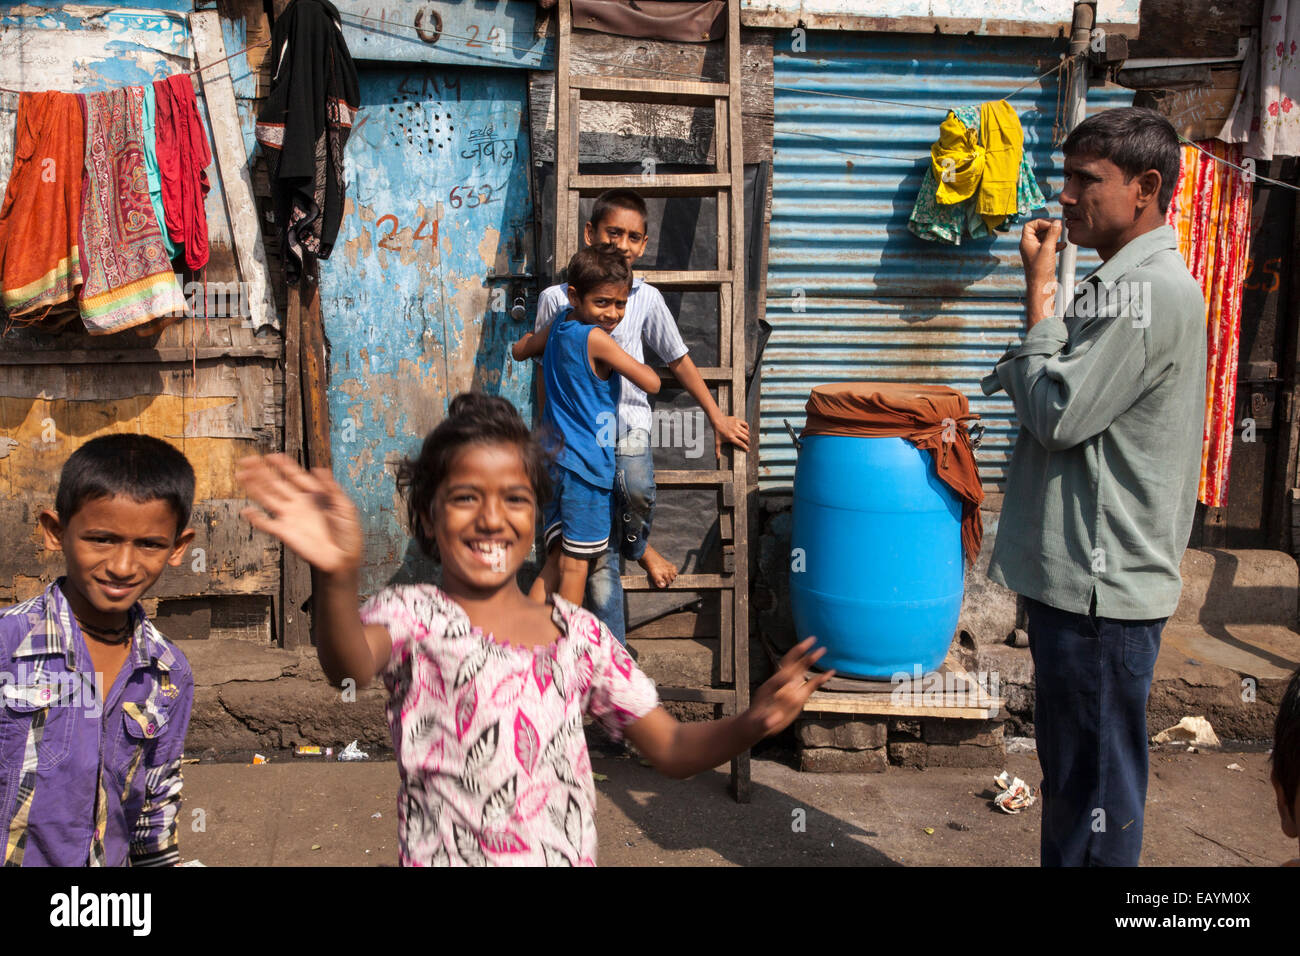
[255,0,360,284]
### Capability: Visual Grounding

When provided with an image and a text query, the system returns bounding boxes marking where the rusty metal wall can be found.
[759,30,1133,493]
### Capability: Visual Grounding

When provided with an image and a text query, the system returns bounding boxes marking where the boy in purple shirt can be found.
[0,434,196,866]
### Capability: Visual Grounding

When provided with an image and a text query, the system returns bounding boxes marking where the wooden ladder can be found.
[553,0,751,800]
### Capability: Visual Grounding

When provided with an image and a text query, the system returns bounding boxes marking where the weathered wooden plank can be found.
[0,346,281,365]
[571,172,731,196]
[1143,67,1242,141]
[724,0,750,805]
[626,609,721,639]
[190,10,280,332]
[299,262,332,469]
[571,75,731,106]
[620,572,732,591]
[1125,0,1243,60]
[655,686,736,704]
[529,29,772,166]
[281,278,311,649]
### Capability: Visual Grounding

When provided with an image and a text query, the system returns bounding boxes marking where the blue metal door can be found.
[320,65,534,590]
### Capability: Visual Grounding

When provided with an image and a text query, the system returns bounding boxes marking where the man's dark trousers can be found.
[1026,597,1165,866]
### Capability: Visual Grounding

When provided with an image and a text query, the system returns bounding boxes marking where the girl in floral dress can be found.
[237,393,831,866]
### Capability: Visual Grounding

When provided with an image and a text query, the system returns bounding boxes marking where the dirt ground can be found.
[176,743,1292,867]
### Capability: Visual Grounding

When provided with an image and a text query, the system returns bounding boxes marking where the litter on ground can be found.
[338,740,370,762]
[1153,716,1221,749]
[992,771,1037,814]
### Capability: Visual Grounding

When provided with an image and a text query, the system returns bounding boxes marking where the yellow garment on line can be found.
[929,100,1024,231]
[977,101,1023,230]
[931,112,984,205]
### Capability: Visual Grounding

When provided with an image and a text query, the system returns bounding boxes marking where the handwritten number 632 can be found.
[449,184,502,208]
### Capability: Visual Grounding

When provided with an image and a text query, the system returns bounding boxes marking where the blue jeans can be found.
[587,429,655,645]
[1026,597,1165,867]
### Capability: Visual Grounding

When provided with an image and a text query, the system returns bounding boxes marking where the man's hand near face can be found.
[1020,218,1065,329]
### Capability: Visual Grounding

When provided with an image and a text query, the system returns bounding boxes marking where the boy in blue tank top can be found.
[512,245,662,606]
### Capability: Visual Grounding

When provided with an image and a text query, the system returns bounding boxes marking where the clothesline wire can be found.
[1176,135,1300,193]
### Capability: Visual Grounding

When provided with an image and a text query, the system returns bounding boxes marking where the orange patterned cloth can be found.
[0,91,84,318]
[1164,140,1253,508]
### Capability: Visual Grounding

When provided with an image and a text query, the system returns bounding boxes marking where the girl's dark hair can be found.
[1274,667,1300,815]
[396,392,552,559]
[56,434,195,534]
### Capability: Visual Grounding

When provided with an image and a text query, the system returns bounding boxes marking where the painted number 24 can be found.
[375,215,437,251]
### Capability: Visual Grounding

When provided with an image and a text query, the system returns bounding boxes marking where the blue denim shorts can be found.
[543,463,611,558]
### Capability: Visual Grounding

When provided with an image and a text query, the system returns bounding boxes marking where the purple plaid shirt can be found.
[0,580,193,866]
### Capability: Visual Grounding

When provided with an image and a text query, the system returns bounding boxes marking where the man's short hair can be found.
[1062,106,1183,214]
[588,188,647,233]
[566,243,632,297]
[55,434,196,534]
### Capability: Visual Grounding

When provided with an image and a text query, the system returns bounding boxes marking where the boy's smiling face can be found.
[427,442,536,594]
[583,206,649,268]
[40,494,193,628]
[568,281,629,333]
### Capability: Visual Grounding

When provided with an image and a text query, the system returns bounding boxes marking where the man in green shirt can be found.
[982,107,1206,866]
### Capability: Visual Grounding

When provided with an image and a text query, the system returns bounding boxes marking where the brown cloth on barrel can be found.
[802,382,984,564]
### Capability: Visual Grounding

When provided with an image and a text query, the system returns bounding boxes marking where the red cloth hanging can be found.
[1165,141,1253,508]
[153,73,212,271]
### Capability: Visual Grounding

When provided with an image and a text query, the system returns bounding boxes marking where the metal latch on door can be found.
[486,267,534,321]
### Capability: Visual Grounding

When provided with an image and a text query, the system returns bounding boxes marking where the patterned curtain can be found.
[1165,140,1254,508]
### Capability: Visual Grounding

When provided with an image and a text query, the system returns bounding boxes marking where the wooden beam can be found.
[298,260,332,470]
[0,345,281,365]
[190,11,279,332]
[280,280,311,649]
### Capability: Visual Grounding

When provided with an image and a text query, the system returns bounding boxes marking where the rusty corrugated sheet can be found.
[759,31,1133,492]
[740,0,1142,38]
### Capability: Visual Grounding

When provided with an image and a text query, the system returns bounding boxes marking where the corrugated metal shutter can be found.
[760,32,1133,492]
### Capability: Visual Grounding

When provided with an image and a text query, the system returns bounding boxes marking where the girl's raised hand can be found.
[237,453,364,576]
[746,637,835,737]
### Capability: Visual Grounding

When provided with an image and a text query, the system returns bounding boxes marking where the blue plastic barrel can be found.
[790,433,964,680]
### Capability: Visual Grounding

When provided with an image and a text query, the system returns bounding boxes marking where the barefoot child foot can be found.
[638,544,678,588]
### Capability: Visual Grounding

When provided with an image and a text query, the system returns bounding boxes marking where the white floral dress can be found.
[359,585,659,866]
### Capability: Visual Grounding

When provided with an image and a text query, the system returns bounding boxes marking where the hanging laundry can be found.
[0,91,84,319]
[1165,140,1253,508]
[1218,0,1300,160]
[255,0,360,284]
[153,73,211,270]
[910,104,1045,245]
[930,110,986,205]
[76,87,186,335]
[976,101,1024,230]
[140,84,178,262]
